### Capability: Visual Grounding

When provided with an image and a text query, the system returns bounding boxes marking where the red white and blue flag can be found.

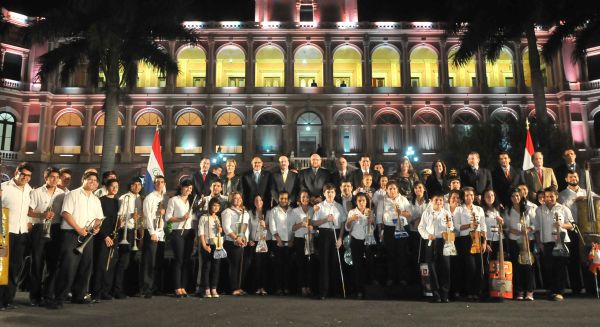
[144,128,164,194]
[522,119,535,170]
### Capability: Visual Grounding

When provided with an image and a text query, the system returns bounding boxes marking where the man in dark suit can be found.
[330,156,352,190]
[271,155,299,206]
[298,153,330,201]
[351,155,381,190]
[491,152,525,208]
[459,151,492,202]
[191,157,219,197]
[555,148,585,192]
[242,156,273,209]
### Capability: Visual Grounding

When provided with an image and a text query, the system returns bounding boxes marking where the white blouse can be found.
[504,206,536,241]
[484,208,504,242]
[418,208,454,239]
[249,210,271,242]
[312,200,347,230]
[268,206,293,242]
[221,207,250,241]
[535,203,573,243]
[165,196,192,230]
[345,208,371,240]
[198,214,220,245]
[290,206,314,238]
[376,195,411,227]
[452,205,487,237]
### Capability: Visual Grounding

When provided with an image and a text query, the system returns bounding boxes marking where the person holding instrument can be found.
[248,195,270,295]
[222,191,249,296]
[291,191,314,297]
[198,198,224,298]
[50,171,104,309]
[345,192,372,299]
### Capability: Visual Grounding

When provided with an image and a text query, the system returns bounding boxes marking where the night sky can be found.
[2,0,449,22]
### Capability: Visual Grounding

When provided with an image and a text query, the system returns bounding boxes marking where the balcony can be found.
[0,150,18,160]
[581,79,600,90]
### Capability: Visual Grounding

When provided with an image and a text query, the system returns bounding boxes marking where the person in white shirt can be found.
[222,191,249,296]
[376,181,411,287]
[418,192,454,303]
[345,193,373,299]
[453,186,487,301]
[291,190,314,297]
[27,166,64,306]
[112,177,142,299]
[312,183,347,299]
[535,187,574,301]
[504,189,536,301]
[338,180,355,213]
[0,162,33,310]
[371,175,388,211]
[166,179,194,298]
[481,189,504,255]
[140,175,168,299]
[58,168,73,193]
[408,181,430,286]
[94,170,117,198]
[268,191,293,295]
[247,194,270,295]
[51,171,103,309]
[198,198,223,298]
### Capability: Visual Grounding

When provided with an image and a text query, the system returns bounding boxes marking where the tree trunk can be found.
[100,53,120,173]
[525,24,548,126]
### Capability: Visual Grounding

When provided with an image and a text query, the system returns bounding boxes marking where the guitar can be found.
[489,221,513,299]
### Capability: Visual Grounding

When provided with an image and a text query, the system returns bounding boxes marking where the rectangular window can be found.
[192,77,206,87]
[298,77,317,87]
[504,77,514,87]
[158,76,166,87]
[263,77,281,87]
[2,52,22,81]
[372,78,385,87]
[300,5,313,21]
[411,77,420,87]
[448,77,454,87]
[471,76,477,87]
[228,77,245,87]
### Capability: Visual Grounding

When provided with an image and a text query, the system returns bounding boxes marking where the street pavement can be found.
[1,291,599,326]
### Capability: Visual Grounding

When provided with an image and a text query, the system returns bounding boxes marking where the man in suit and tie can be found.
[350,155,381,190]
[459,151,492,202]
[491,151,525,208]
[524,151,558,202]
[298,153,330,201]
[330,156,351,190]
[271,155,299,206]
[555,148,585,191]
[242,156,273,210]
[191,157,219,198]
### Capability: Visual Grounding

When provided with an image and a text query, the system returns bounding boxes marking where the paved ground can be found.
[1,292,599,326]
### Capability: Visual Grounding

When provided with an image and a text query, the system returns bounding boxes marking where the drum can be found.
[576,198,600,234]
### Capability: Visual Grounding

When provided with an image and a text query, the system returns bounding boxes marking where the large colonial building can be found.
[1,0,600,182]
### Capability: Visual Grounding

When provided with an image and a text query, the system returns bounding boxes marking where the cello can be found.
[489,221,513,299]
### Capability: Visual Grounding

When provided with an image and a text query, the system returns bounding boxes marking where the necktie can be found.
[538,168,543,184]
[313,168,317,176]
[202,173,206,182]
[255,172,260,184]
[505,168,510,179]
[282,171,287,183]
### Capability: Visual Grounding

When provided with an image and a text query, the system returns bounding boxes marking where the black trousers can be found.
[383,225,409,284]
[294,237,312,289]
[224,240,244,291]
[566,230,583,293]
[30,224,62,301]
[92,236,115,298]
[273,243,292,291]
[543,242,569,295]
[457,235,484,296]
[201,245,221,289]
[508,239,535,293]
[55,230,94,303]
[171,229,194,290]
[0,233,28,307]
[350,236,366,294]
[113,230,134,295]
[141,231,164,295]
[317,228,342,297]
[424,238,451,299]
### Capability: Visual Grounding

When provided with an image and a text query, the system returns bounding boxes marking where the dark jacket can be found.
[491,166,525,207]
[191,171,219,197]
[271,170,299,206]
[350,169,381,190]
[298,167,331,199]
[221,174,242,197]
[459,166,493,195]
[241,170,273,210]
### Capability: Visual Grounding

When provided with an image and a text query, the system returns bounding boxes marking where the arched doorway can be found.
[296,112,322,156]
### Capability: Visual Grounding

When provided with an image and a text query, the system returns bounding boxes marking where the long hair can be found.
[430,159,447,178]
[481,188,500,213]
[410,181,430,205]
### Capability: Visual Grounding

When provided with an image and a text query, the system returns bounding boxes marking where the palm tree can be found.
[446,0,549,125]
[28,0,198,172]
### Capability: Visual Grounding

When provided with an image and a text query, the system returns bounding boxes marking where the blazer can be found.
[330,169,352,190]
[298,167,331,199]
[555,163,585,192]
[191,171,219,197]
[491,166,525,207]
[221,174,242,197]
[524,166,558,202]
[459,166,493,195]
[241,170,273,210]
[271,170,299,205]
[425,174,449,195]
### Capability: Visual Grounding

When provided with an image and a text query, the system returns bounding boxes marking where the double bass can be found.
[489,221,513,299]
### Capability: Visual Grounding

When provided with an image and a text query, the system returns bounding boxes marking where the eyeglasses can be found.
[19,172,32,178]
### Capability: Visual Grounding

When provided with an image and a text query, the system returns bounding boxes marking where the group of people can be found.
[0,147,597,310]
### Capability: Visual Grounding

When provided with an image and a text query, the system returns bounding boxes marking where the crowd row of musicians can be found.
[0,147,598,310]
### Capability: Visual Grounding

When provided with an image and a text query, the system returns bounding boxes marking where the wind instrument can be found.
[74,217,105,254]
[119,194,131,246]
[131,194,141,251]
[42,201,54,239]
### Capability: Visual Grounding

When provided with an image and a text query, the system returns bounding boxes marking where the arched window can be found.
[523,47,553,88]
[94,113,124,154]
[448,47,477,87]
[255,45,285,87]
[255,112,283,153]
[490,107,519,150]
[294,45,323,87]
[296,112,322,156]
[413,109,442,151]
[216,45,246,87]
[137,61,165,87]
[594,112,600,149]
[175,111,203,154]
[215,111,243,153]
[371,46,401,87]
[333,45,362,87]
[451,109,480,138]
[135,111,163,154]
[0,112,16,151]
[410,46,439,87]
[335,110,363,153]
[55,111,83,154]
[486,48,514,87]
[176,47,207,87]
[374,111,402,152]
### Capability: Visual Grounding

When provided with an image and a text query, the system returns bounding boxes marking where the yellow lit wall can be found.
[137,61,163,87]
[255,45,285,87]
[294,45,323,87]
[177,47,206,87]
[486,48,514,87]
[448,48,477,87]
[216,45,246,87]
[371,46,401,87]
[410,46,439,87]
[333,45,362,87]
[523,48,552,88]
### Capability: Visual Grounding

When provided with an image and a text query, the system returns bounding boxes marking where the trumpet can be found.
[119,194,131,247]
[469,211,482,254]
[154,201,165,231]
[74,218,105,254]
[518,208,534,266]
[393,202,409,239]
[107,212,125,271]
[42,202,54,239]
[132,199,141,251]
